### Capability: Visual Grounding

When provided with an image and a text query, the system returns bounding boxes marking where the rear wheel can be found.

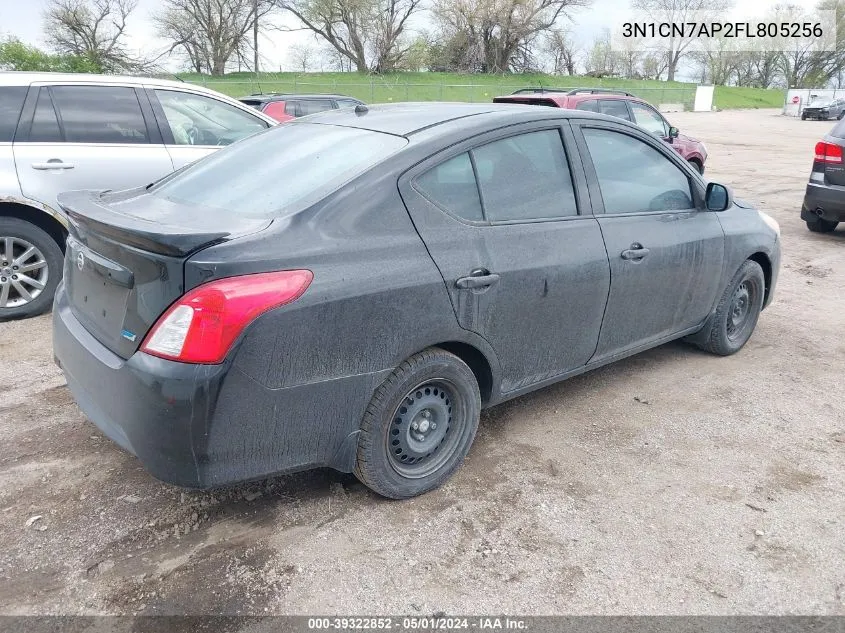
[806,217,838,233]
[801,113,808,120]
[354,348,481,499]
[0,218,63,320]
[688,158,704,174]
[694,260,765,356]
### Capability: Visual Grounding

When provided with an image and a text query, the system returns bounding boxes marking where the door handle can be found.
[621,243,650,260]
[456,273,500,289]
[32,161,75,170]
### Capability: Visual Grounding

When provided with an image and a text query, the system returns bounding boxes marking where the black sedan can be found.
[53,104,781,499]
[802,98,845,120]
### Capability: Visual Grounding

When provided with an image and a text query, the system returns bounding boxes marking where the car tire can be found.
[694,260,765,356]
[838,111,845,120]
[0,218,63,320]
[354,348,481,499]
[801,113,807,120]
[688,159,704,174]
[806,217,838,233]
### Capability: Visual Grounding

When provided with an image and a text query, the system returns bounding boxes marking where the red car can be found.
[493,88,708,174]
[238,93,365,123]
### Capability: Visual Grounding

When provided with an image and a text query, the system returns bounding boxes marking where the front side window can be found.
[583,128,693,214]
[415,129,578,223]
[50,86,149,144]
[598,99,632,122]
[150,122,406,218]
[630,102,668,137]
[0,87,27,142]
[335,99,360,109]
[155,90,267,146]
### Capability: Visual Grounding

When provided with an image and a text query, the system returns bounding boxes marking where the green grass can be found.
[714,85,786,109]
[175,71,785,110]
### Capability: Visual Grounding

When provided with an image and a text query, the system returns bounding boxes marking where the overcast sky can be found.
[0,0,823,78]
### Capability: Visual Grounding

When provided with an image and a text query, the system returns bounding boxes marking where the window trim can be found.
[148,87,271,148]
[572,120,705,217]
[408,123,587,226]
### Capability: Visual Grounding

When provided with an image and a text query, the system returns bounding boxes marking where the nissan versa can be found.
[53,104,781,499]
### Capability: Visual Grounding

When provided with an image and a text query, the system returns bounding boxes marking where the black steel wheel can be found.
[693,259,765,356]
[354,348,481,499]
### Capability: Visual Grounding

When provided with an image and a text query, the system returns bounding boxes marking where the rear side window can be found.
[598,99,632,122]
[583,128,692,214]
[415,153,483,221]
[575,99,599,112]
[0,87,27,142]
[473,130,577,221]
[415,130,578,223]
[150,123,407,218]
[50,86,149,143]
[30,89,62,143]
[298,100,334,116]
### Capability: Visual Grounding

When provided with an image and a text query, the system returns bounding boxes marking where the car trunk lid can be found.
[59,188,270,359]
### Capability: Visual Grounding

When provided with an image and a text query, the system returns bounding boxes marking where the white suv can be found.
[0,73,276,319]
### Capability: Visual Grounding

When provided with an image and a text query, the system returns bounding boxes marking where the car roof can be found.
[0,72,195,89]
[299,101,628,137]
[494,92,648,106]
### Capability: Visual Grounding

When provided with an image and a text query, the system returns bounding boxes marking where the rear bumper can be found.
[53,282,388,488]
[802,183,845,223]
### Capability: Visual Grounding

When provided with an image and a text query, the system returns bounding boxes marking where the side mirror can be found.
[668,126,680,139]
[705,182,732,211]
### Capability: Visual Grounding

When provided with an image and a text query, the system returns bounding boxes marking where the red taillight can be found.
[815,141,843,164]
[141,270,313,364]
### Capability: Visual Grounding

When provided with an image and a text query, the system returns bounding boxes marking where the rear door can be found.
[13,84,173,211]
[571,120,724,362]
[598,99,633,122]
[147,88,270,170]
[400,122,610,394]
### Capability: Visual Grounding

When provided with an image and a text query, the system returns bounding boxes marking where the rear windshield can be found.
[493,97,559,107]
[150,123,407,218]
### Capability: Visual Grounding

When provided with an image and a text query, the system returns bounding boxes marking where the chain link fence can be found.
[187,77,697,110]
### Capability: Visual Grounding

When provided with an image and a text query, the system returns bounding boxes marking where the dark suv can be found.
[801,115,845,232]
[494,88,708,173]
[238,93,364,123]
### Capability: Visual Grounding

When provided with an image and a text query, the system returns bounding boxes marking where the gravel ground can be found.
[0,109,843,616]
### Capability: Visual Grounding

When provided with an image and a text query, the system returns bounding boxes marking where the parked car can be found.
[0,73,277,319]
[493,88,708,174]
[238,93,365,122]
[801,98,845,120]
[801,116,845,232]
[53,103,780,499]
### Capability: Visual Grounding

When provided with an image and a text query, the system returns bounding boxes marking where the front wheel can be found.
[354,348,481,499]
[0,218,63,320]
[694,260,765,356]
[806,217,838,233]
[688,159,704,174]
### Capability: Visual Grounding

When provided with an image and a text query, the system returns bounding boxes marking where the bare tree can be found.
[432,0,591,73]
[154,0,273,75]
[584,30,619,77]
[276,0,422,73]
[544,28,579,75]
[288,41,316,70]
[630,0,734,81]
[43,0,142,72]
[640,50,668,80]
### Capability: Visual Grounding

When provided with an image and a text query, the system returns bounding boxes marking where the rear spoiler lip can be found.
[58,190,233,258]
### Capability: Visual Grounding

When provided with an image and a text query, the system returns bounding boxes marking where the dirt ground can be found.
[1,109,844,617]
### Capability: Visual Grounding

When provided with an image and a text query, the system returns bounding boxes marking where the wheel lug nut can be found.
[411,422,418,430]
[12,266,17,270]
[431,423,437,430]
[422,410,431,419]
[11,275,17,280]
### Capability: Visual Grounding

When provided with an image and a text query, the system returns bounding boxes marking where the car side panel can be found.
[184,177,497,481]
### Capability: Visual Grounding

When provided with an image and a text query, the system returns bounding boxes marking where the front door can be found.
[572,122,725,362]
[400,123,611,394]
[13,85,173,212]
